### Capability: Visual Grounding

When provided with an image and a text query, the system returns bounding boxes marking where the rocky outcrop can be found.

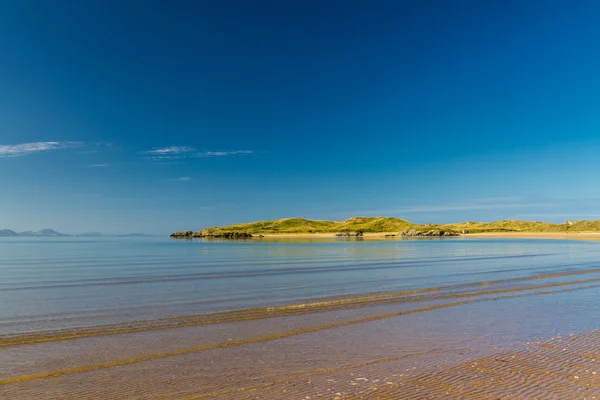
[335,231,364,237]
[170,230,197,238]
[345,217,364,222]
[401,229,459,237]
[170,230,253,239]
[202,232,253,239]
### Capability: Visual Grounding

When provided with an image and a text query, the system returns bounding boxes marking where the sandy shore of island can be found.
[465,231,600,240]
[258,231,600,240]
[259,232,399,238]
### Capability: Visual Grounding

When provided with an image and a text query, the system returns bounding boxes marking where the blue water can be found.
[1,237,599,335]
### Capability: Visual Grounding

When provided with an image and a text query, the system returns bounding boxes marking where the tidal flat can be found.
[1,237,600,398]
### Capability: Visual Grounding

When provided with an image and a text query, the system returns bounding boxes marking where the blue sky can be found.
[2,0,600,234]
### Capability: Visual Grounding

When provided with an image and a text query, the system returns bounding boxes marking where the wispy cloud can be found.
[143,146,254,161]
[143,146,195,160]
[88,163,112,167]
[197,150,254,157]
[145,146,194,155]
[0,141,83,158]
[174,177,191,181]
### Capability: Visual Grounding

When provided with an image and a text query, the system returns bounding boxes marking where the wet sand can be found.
[341,330,600,399]
[2,265,600,399]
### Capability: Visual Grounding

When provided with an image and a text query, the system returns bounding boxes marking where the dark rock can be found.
[335,231,363,237]
[202,232,253,239]
[170,230,196,238]
[401,229,459,237]
[442,231,460,237]
[345,217,364,222]
[171,229,253,239]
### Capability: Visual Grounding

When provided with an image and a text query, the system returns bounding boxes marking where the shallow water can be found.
[1,237,600,399]
[1,237,598,332]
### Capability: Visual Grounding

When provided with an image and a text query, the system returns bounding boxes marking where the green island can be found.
[170,217,599,238]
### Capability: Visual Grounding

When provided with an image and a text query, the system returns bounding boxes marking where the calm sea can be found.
[3,237,600,399]
[1,236,599,336]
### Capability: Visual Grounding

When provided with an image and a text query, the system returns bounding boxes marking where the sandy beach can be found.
[466,232,600,240]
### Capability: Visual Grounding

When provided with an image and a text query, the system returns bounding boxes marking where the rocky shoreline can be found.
[170,230,255,239]
[400,228,460,237]
[334,232,363,237]
[170,228,461,239]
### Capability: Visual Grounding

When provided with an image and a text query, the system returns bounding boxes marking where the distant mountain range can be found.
[0,229,69,237]
[0,229,155,237]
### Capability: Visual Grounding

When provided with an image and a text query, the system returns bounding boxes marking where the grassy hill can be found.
[439,219,600,233]
[188,217,600,235]
[436,220,563,233]
[200,217,414,234]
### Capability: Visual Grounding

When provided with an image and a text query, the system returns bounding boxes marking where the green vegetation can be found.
[201,217,413,234]
[192,217,600,235]
[432,220,562,233]
[436,219,583,233]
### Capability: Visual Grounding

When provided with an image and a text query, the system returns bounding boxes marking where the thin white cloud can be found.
[143,146,194,160]
[197,150,253,157]
[175,177,191,181]
[0,141,83,158]
[88,164,111,167]
[143,147,254,161]
[145,146,194,155]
